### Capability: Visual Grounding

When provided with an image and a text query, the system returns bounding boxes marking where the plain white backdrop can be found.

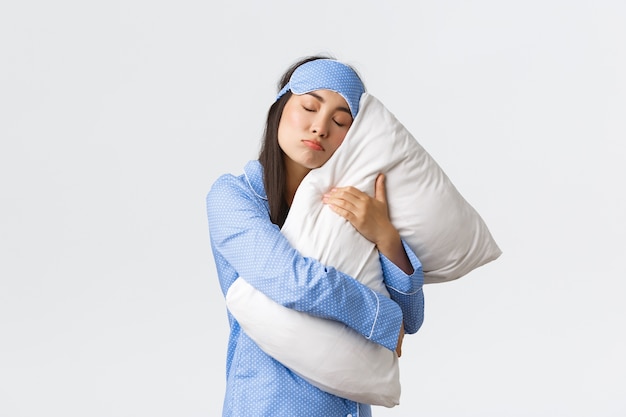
[1,1,625,416]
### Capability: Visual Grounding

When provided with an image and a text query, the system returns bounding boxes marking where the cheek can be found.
[336,128,349,145]
[285,108,308,128]
[281,101,306,126]
[328,135,346,154]
[278,112,302,145]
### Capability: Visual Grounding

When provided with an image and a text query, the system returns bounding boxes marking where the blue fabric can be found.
[276,59,366,118]
[206,160,425,416]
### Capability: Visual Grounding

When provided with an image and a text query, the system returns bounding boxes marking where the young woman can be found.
[206,55,425,416]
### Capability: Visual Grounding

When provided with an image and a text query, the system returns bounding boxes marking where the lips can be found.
[302,139,324,151]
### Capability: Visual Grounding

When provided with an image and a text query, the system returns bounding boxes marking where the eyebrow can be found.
[306,92,352,115]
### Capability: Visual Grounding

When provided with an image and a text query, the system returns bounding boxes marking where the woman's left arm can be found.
[323,173,425,335]
[379,241,424,335]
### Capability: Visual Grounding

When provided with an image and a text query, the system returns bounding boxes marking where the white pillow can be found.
[225,93,501,406]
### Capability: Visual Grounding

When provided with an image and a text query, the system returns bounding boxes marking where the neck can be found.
[284,158,311,206]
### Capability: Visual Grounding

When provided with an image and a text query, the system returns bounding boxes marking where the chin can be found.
[297,156,327,170]
[306,160,327,170]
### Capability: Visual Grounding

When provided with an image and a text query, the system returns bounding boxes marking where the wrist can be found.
[375,226,402,255]
[376,228,414,275]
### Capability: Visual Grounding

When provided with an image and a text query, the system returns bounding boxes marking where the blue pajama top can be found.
[206,160,425,417]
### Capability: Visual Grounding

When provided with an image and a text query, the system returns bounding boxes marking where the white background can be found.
[1,1,625,416]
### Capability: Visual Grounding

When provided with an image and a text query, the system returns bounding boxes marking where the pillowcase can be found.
[225,92,502,406]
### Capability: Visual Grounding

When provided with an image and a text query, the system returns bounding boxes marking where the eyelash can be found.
[302,106,346,127]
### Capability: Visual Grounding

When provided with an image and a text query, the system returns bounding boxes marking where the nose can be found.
[311,115,329,138]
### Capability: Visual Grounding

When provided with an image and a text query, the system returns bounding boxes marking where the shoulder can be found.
[206,160,266,211]
[208,172,243,195]
[207,172,247,209]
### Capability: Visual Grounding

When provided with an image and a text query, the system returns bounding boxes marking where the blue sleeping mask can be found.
[276,59,366,119]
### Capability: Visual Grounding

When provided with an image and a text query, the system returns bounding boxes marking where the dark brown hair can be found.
[258,54,335,227]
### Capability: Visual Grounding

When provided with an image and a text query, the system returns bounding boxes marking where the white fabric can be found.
[225,93,502,406]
